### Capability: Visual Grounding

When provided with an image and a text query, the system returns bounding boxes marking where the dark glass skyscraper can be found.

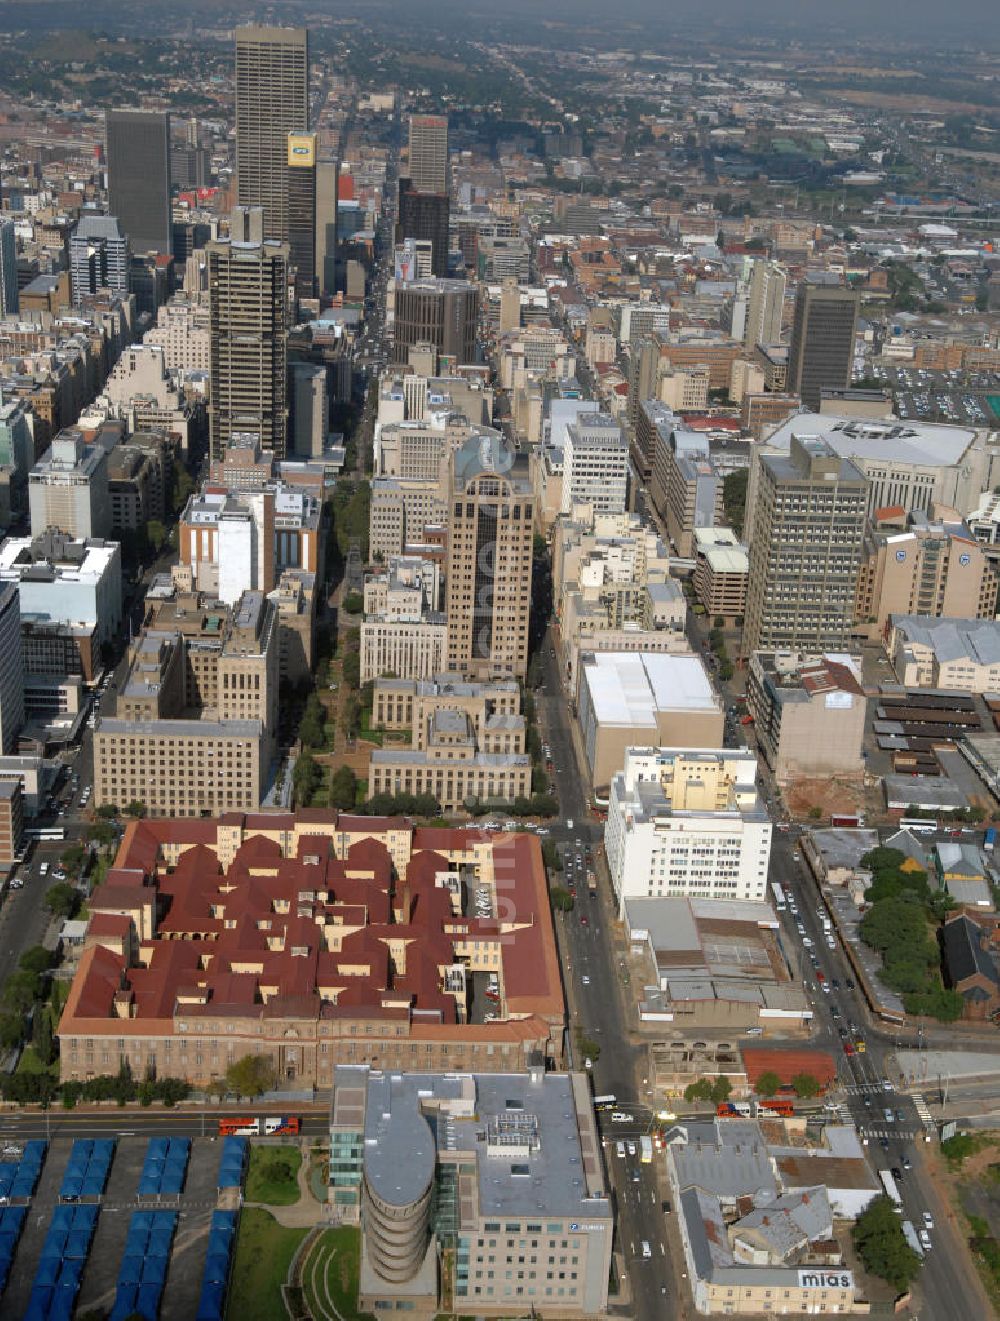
[106,109,172,255]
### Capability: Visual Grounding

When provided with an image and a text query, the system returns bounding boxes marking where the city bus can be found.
[770,882,786,912]
[24,827,66,842]
[217,1116,301,1137]
[879,1169,903,1210]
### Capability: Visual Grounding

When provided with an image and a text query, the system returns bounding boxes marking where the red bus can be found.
[218,1117,259,1136]
[757,1100,794,1118]
[218,1115,301,1136]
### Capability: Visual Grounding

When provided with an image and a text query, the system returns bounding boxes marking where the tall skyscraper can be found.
[743,434,867,655]
[445,434,533,680]
[397,178,449,278]
[0,218,18,317]
[743,259,786,350]
[787,275,859,410]
[106,109,172,254]
[0,582,23,755]
[287,132,317,298]
[407,114,448,195]
[69,216,130,306]
[207,207,290,459]
[235,24,309,242]
[316,154,338,295]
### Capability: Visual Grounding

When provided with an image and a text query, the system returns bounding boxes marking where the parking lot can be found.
[2,1135,226,1318]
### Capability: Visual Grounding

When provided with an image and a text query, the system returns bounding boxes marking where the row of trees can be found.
[852,1196,922,1293]
[0,946,60,1062]
[0,1065,192,1108]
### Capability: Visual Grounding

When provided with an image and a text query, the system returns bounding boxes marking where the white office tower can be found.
[604,746,772,912]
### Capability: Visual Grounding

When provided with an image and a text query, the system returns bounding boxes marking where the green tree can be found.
[342,650,361,690]
[146,520,167,554]
[292,751,322,807]
[342,592,364,615]
[96,804,119,820]
[32,1007,54,1067]
[226,1053,277,1099]
[124,801,147,819]
[19,946,55,978]
[791,1072,820,1099]
[0,1013,24,1050]
[299,692,328,749]
[2,972,40,1015]
[541,840,562,872]
[756,1070,782,1097]
[329,765,358,811]
[551,887,575,912]
[61,844,86,872]
[852,1196,922,1291]
[710,1076,732,1104]
[684,1078,714,1103]
[722,469,749,536]
[44,883,80,920]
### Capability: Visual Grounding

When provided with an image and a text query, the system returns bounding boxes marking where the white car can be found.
[919,1228,931,1252]
[922,1211,935,1230]
[581,976,591,986]
[802,936,813,947]
[627,1142,637,1157]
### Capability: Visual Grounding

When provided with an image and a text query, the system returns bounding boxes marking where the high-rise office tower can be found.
[290,361,328,457]
[445,434,533,680]
[743,434,867,655]
[396,177,449,278]
[499,277,521,334]
[743,259,785,350]
[626,336,662,475]
[0,218,17,316]
[407,114,448,195]
[393,278,479,366]
[207,207,290,459]
[69,216,130,306]
[106,109,172,254]
[235,24,308,243]
[787,274,859,410]
[316,155,338,295]
[287,132,317,298]
[0,582,23,755]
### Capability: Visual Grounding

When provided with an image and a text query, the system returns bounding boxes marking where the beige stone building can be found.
[445,437,533,681]
[94,587,278,815]
[855,508,999,642]
[370,477,448,560]
[658,363,710,412]
[729,357,766,405]
[746,651,866,784]
[888,615,1000,692]
[368,675,530,812]
[650,424,725,558]
[578,651,724,789]
[361,617,448,686]
[269,568,316,684]
[693,526,749,622]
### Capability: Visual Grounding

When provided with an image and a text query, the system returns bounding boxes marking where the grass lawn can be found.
[244,1144,302,1205]
[226,1209,308,1321]
[301,1227,373,1321]
[16,1044,58,1077]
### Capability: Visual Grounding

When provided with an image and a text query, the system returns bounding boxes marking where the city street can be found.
[536,630,676,1319]
[769,830,992,1320]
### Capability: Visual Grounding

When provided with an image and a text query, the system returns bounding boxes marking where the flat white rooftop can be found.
[583,651,718,727]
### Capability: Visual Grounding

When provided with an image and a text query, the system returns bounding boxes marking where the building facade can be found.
[747,651,867,784]
[743,436,867,654]
[106,109,172,255]
[29,430,112,540]
[605,746,772,911]
[207,210,290,459]
[235,24,309,243]
[787,276,858,411]
[407,114,448,195]
[445,437,533,681]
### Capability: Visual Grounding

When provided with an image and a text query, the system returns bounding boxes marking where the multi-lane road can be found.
[768,829,991,1320]
[535,630,675,1318]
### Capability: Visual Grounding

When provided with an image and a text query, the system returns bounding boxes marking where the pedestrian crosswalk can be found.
[857,1127,920,1141]
[913,1093,933,1124]
[842,1081,893,1096]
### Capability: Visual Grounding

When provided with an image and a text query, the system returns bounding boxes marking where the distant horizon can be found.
[0,0,995,48]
